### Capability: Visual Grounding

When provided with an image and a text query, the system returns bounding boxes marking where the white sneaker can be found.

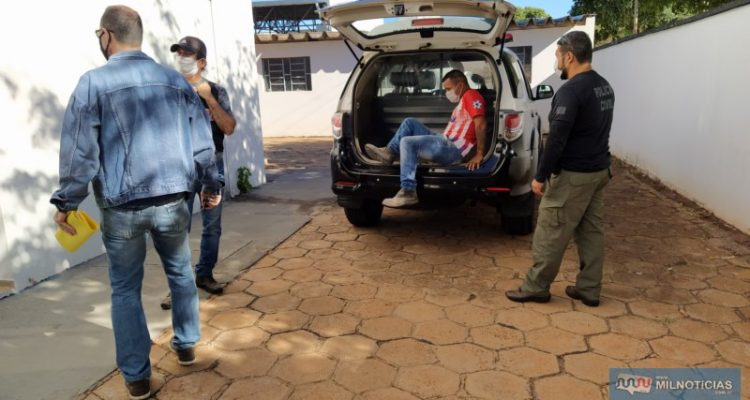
[382,189,418,208]
[365,144,396,165]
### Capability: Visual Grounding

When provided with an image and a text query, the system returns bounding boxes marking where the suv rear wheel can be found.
[498,192,536,236]
[344,200,383,227]
[499,124,543,236]
[501,213,534,236]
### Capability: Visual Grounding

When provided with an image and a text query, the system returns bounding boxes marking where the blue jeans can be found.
[101,198,200,383]
[387,118,462,190]
[187,152,224,278]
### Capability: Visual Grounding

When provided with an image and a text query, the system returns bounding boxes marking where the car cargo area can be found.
[351,51,500,167]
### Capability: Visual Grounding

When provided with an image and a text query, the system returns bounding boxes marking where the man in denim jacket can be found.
[49,6,222,399]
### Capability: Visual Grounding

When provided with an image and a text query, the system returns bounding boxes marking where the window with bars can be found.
[262,57,312,92]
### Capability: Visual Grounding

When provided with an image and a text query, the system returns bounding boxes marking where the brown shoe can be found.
[170,343,196,366]
[505,288,551,303]
[196,276,224,295]
[364,144,396,165]
[125,378,151,400]
[565,285,599,307]
[382,189,419,208]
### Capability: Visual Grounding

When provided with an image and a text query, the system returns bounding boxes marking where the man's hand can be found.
[195,81,213,101]
[531,179,545,197]
[200,192,222,209]
[54,210,76,235]
[466,153,483,171]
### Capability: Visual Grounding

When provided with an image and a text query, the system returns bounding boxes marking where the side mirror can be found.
[535,85,554,100]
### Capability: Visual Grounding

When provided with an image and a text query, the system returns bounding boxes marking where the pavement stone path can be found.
[84,137,750,400]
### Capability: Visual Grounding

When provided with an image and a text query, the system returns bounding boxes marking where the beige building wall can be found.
[0,0,264,294]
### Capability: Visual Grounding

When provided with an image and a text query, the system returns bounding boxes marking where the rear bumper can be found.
[331,141,516,207]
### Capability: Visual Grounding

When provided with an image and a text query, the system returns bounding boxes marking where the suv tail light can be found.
[412,18,444,27]
[331,112,343,139]
[503,113,523,142]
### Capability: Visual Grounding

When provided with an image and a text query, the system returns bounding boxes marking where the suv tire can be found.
[498,192,536,236]
[344,200,383,227]
[501,213,534,236]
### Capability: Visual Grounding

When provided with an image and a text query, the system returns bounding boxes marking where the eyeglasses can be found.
[95,28,108,38]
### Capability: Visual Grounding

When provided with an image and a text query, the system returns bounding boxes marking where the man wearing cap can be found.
[162,36,236,308]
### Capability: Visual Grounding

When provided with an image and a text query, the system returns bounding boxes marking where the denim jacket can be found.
[50,51,223,210]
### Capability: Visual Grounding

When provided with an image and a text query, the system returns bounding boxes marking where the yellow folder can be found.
[55,210,99,252]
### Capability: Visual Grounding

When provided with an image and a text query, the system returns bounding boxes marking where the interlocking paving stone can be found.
[82,138,750,400]
[497,347,560,378]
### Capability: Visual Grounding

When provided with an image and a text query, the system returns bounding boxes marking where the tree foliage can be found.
[514,6,550,20]
[570,0,737,43]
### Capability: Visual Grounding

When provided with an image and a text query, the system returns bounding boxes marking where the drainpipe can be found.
[208,0,233,196]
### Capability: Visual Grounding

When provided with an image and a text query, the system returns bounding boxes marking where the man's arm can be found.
[467,115,487,170]
[533,89,578,195]
[189,94,224,196]
[50,76,101,232]
[197,83,236,135]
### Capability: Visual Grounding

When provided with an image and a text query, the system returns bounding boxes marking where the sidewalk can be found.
[0,138,334,400]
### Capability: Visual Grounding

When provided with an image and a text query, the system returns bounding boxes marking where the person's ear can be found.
[198,59,207,70]
[565,51,575,65]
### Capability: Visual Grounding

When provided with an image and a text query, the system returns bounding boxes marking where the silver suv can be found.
[321,0,554,235]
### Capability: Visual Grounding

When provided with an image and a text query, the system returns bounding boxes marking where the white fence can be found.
[593,2,750,234]
[0,0,265,294]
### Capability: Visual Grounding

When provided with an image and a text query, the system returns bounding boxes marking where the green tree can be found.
[571,0,735,43]
[515,6,550,20]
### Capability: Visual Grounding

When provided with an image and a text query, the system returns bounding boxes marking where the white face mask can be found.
[446,88,460,103]
[177,56,199,76]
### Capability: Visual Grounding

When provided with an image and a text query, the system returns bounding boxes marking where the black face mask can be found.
[99,30,111,60]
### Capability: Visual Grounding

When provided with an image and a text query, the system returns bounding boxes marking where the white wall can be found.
[509,17,596,133]
[0,0,264,294]
[594,5,750,234]
[257,40,360,136]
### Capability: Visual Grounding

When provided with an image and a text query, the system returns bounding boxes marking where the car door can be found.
[319,0,516,52]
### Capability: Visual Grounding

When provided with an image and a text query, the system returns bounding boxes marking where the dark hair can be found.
[441,69,468,86]
[557,31,592,63]
[100,5,143,46]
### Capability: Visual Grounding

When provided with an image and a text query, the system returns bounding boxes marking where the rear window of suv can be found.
[372,52,496,98]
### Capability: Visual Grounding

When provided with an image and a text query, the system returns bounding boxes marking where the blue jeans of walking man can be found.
[386,118,462,190]
[101,198,199,382]
[187,152,225,280]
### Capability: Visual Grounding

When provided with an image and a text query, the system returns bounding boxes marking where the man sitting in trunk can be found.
[366,70,487,208]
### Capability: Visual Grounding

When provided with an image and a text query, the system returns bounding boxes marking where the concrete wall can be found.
[257,40,360,137]
[594,4,750,234]
[508,17,596,133]
[0,0,264,295]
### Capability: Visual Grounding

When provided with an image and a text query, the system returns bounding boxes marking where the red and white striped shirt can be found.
[442,89,485,157]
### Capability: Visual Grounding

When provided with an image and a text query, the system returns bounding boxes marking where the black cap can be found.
[170,36,207,60]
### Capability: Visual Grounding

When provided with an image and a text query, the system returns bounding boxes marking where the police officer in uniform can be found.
[506,31,615,307]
